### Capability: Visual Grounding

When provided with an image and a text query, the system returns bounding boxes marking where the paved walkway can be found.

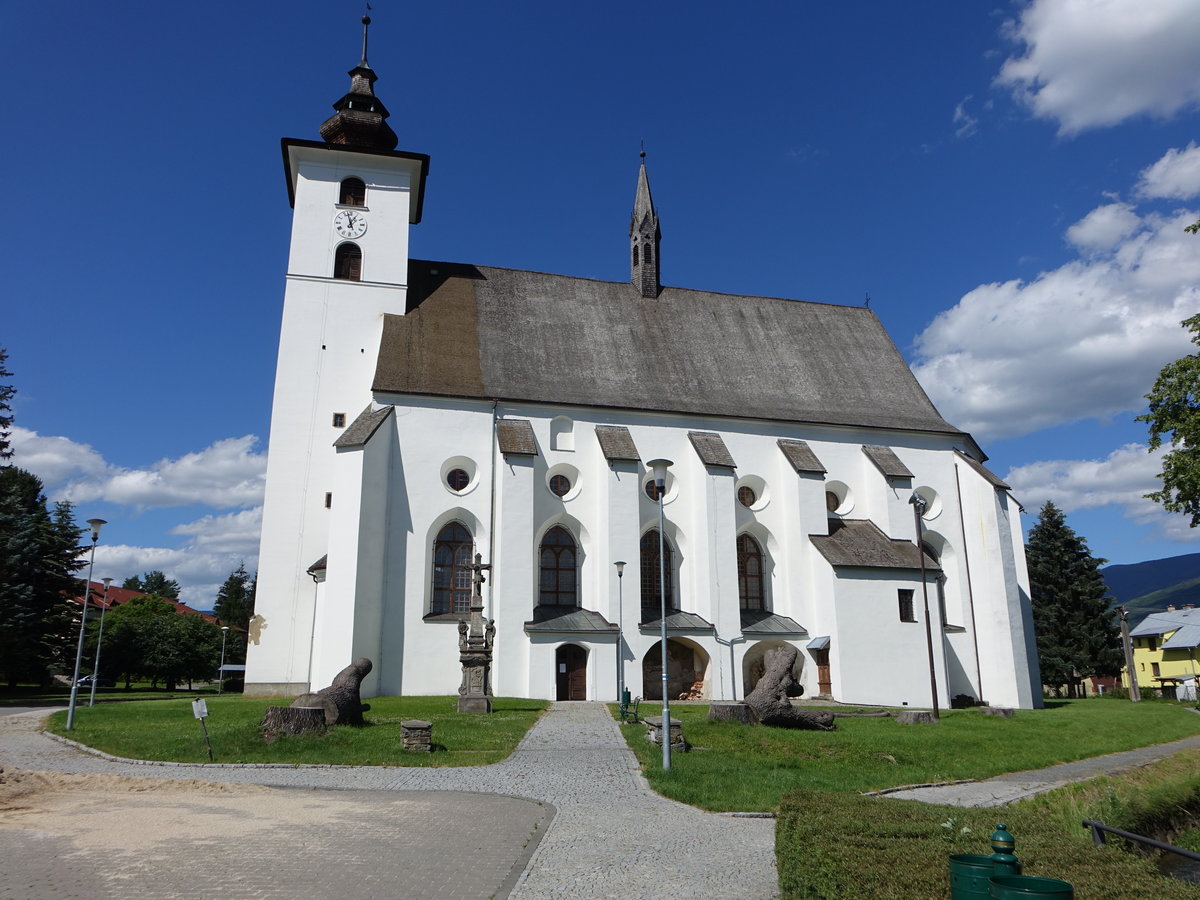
[881,732,1200,807]
[0,703,778,899]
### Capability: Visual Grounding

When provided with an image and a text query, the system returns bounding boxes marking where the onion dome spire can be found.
[630,149,661,298]
[319,13,399,150]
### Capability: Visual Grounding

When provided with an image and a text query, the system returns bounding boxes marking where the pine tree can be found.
[1026,501,1122,698]
[0,468,84,685]
[213,562,255,663]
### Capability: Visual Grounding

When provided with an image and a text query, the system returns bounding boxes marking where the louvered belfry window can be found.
[339,177,366,206]
[431,522,474,614]
[640,529,675,616]
[335,242,362,281]
[539,526,577,606]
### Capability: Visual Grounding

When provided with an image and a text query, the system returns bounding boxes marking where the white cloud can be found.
[912,205,1200,441]
[171,507,263,555]
[996,0,1200,135]
[1064,203,1141,253]
[1137,142,1200,200]
[953,96,979,139]
[13,431,266,509]
[1005,443,1200,544]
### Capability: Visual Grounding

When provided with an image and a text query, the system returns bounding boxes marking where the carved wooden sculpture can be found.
[743,645,836,731]
[289,657,373,726]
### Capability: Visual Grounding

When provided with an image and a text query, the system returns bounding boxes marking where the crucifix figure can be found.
[457,553,495,713]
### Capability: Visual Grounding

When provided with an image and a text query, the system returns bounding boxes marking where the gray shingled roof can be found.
[595,425,640,462]
[689,431,736,468]
[778,439,826,474]
[810,519,940,571]
[333,405,394,448]
[496,419,538,456]
[954,449,1011,489]
[741,610,808,635]
[862,445,913,479]
[524,606,617,633]
[374,261,960,434]
[639,611,715,632]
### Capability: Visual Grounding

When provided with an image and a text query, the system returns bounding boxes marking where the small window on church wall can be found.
[446,468,470,492]
[339,177,366,206]
[825,491,839,512]
[898,589,915,623]
[549,474,571,497]
[737,533,765,611]
[431,522,474,615]
[332,413,346,428]
[632,245,639,266]
[643,243,653,264]
[334,243,362,281]
[324,492,332,508]
[737,486,756,508]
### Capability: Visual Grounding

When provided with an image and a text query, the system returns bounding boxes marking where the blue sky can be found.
[4,1,1200,607]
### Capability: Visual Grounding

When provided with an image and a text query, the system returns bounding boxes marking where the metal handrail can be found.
[1083,819,1200,861]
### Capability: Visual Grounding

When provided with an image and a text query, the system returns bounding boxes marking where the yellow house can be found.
[1122,606,1200,696]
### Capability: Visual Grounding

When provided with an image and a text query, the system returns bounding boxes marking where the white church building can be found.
[245,21,1043,710]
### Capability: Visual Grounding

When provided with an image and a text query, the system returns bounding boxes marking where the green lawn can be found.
[45,695,547,766]
[616,698,1200,811]
[0,683,219,706]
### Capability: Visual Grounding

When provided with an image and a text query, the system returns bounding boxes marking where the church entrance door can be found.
[813,648,832,696]
[556,644,587,700]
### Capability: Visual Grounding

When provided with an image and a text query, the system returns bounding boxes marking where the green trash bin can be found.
[989,874,1074,899]
[949,854,995,900]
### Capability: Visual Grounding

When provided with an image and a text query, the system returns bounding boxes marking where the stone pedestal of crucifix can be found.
[457,553,496,713]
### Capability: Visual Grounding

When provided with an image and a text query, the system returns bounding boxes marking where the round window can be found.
[549,474,571,497]
[825,490,839,512]
[644,480,661,501]
[446,468,470,492]
[737,485,757,507]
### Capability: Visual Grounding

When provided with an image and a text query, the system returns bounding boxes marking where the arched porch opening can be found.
[640,638,710,701]
[555,643,587,701]
[742,640,803,698]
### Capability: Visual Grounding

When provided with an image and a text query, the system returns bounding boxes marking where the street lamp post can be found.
[908,493,940,720]
[88,577,113,707]
[218,626,230,694]
[66,518,106,731]
[647,458,674,771]
[614,561,626,704]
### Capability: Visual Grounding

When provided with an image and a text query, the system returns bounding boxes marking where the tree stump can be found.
[290,658,373,726]
[896,710,938,725]
[707,701,756,724]
[980,706,1014,718]
[261,706,326,735]
[743,645,836,730]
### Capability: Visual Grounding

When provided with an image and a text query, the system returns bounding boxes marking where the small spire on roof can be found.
[318,10,398,150]
[630,148,661,298]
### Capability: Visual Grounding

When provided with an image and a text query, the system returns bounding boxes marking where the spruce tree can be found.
[1026,501,1122,698]
[214,562,255,663]
[122,570,181,599]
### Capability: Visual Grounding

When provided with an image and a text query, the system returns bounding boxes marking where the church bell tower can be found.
[247,15,430,698]
[630,152,661,298]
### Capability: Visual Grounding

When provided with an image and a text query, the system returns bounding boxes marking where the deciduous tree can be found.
[103,596,221,690]
[1026,501,1121,698]
[122,570,181,599]
[1138,314,1200,526]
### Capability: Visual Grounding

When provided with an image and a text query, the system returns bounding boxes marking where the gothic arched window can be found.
[632,245,639,266]
[737,533,765,611]
[339,177,366,206]
[643,243,653,264]
[431,522,473,614]
[334,242,362,281]
[640,529,675,617]
[539,526,577,606]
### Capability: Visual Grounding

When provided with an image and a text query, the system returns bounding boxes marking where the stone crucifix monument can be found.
[457,553,496,713]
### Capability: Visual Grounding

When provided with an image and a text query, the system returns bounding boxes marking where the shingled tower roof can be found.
[630,153,661,298]
[318,14,399,150]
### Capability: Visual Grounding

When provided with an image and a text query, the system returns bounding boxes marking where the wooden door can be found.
[814,648,832,696]
[556,645,587,700]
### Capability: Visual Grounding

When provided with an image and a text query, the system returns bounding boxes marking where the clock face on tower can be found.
[333,209,367,239]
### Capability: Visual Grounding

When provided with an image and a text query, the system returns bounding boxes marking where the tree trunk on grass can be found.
[744,646,836,730]
[707,702,756,724]
[261,706,326,736]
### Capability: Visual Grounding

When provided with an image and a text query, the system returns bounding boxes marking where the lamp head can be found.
[221,626,230,632]
[646,458,673,499]
[102,577,113,588]
[614,560,626,576]
[86,518,107,542]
